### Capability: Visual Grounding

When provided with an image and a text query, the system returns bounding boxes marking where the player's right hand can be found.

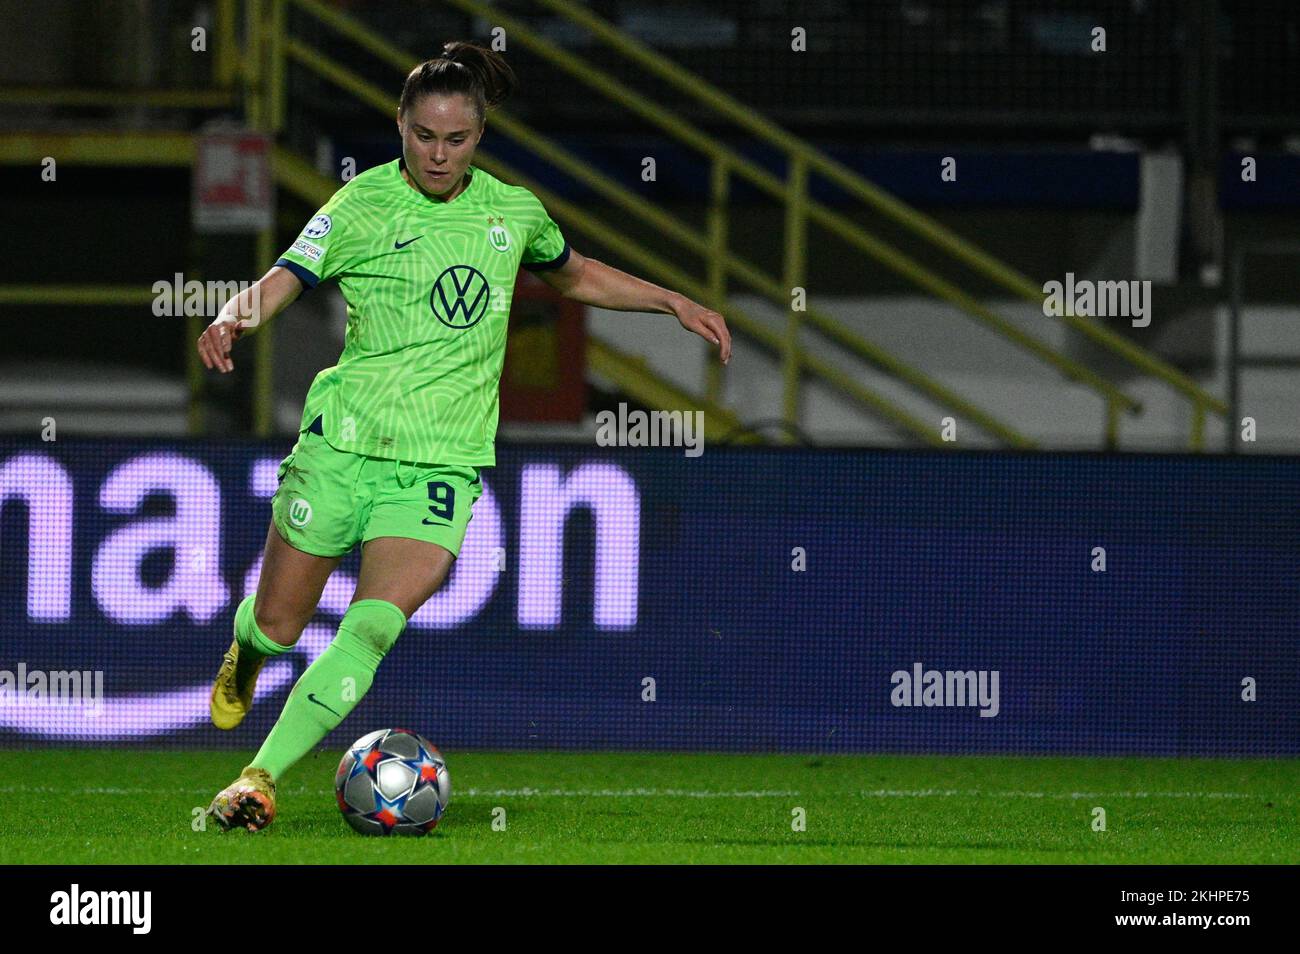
[197,318,248,374]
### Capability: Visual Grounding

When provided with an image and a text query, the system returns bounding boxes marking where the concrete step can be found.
[586,296,1298,451]
[0,360,189,437]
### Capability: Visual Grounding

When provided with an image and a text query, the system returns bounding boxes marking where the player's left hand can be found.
[672,297,731,365]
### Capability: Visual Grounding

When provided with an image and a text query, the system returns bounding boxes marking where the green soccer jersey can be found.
[274,158,569,465]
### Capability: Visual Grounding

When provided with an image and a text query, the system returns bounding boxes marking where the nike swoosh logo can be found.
[394,236,423,249]
[307,692,342,717]
[421,518,450,526]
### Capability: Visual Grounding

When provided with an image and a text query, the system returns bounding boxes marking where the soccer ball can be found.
[334,728,451,835]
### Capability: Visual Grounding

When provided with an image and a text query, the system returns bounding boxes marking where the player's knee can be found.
[252,603,308,647]
[337,599,408,664]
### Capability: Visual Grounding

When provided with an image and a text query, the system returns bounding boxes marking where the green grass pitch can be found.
[0,750,1295,864]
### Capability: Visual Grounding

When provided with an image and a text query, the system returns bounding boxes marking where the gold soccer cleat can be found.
[208,767,277,832]
[209,639,265,730]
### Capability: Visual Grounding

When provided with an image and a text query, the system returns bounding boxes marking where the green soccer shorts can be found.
[270,426,483,558]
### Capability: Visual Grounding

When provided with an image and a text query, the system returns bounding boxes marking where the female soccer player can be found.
[197,42,731,831]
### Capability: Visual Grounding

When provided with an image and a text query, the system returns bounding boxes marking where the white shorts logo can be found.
[303,214,332,239]
[288,497,313,528]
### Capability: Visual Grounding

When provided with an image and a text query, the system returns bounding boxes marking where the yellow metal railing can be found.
[239,0,283,437]
[0,0,1230,449]
[0,88,234,108]
[0,135,343,438]
[274,0,1035,446]
[442,0,1145,446]
[523,0,1229,449]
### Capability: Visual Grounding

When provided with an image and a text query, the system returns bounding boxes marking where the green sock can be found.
[247,599,407,780]
[233,594,293,660]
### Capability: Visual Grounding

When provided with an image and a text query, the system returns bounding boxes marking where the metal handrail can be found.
[285,0,1034,446]
[0,0,1229,448]
[521,0,1230,448]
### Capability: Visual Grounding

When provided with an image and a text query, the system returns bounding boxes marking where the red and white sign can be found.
[192,126,273,233]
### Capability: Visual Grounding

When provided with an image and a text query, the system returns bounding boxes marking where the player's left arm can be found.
[535,249,731,364]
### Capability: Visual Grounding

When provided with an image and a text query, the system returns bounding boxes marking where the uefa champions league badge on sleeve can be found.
[304,214,332,239]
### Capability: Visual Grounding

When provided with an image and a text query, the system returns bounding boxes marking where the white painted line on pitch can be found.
[455,787,1258,800]
[459,788,803,798]
[0,786,1268,800]
[0,786,192,795]
[846,789,1254,800]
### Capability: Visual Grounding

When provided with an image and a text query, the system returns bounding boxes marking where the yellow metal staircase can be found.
[0,0,1229,448]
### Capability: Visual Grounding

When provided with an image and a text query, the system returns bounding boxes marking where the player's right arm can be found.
[200,189,359,373]
[196,264,303,374]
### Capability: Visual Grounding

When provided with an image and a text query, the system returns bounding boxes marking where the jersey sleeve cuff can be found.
[521,242,571,272]
[273,258,322,289]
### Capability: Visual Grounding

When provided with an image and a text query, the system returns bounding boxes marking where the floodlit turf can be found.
[0,750,1295,864]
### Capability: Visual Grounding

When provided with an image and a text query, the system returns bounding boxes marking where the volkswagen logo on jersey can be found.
[430,264,491,330]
